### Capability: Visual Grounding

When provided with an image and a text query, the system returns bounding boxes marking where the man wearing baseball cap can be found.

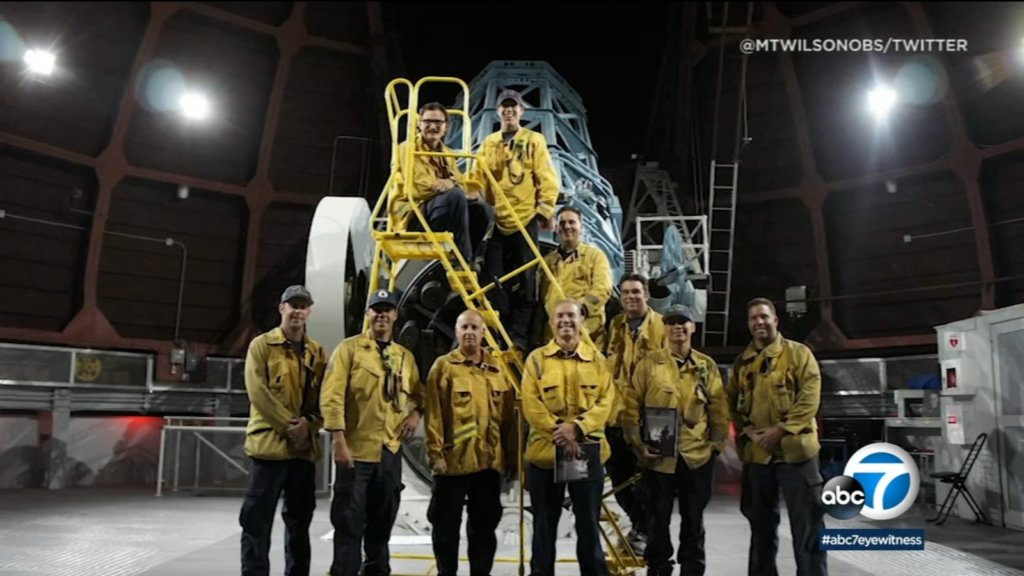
[622,304,728,576]
[321,288,424,576]
[240,285,326,576]
[470,88,560,350]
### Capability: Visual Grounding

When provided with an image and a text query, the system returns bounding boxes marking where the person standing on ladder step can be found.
[424,309,514,576]
[470,89,560,352]
[321,289,424,576]
[728,297,828,576]
[539,205,613,349]
[603,274,668,555]
[389,101,494,267]
[522,299,615,576]
[623,305,728,576]
[239,285,326,576]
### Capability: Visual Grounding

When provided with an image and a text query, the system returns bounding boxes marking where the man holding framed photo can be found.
[622,305,729,576]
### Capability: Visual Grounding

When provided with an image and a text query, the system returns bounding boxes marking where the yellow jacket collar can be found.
[356,330,389,349]
[266,327,312,346]
[741,333,785,361]
[541,338,595,362]
[446,348,500,372]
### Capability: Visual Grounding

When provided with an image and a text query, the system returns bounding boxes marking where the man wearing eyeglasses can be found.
[321,289,424,576]
[390,102,492,264]
[471,89,560,351]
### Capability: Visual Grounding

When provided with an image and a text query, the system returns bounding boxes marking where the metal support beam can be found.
[905,2,995,309]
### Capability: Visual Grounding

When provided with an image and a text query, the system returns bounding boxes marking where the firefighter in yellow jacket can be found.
[390,102,493,263]
[540,206,613,349]
[727,297,827,576]
[522,299,615,576]
[239,285,326,576]
[424,309,513,576]
[623,305,728,576]
[602,274,667,553]
[321,289,423,576]
[472,89,560,350]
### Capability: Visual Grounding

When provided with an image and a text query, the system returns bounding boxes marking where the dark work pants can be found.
[527,464,608,576]
[413,186,472,261]
[427,469,503,576]
[330,448,404,576]
[485,218,539,347]
[239,458,317,576]
[644,457,714,576]
[467,198,496,262]
[741,458,828,576]
[605,426,646,532]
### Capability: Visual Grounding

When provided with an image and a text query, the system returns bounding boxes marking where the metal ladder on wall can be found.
[367,76,642,576]
[702,160,739,347]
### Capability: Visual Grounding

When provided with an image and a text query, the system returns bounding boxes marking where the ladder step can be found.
[704,311,729,315]
[711,205,735,210]
[710,249,732,254]
[710,228,732,233]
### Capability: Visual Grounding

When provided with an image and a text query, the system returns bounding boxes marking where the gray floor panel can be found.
[0,488,1020,575]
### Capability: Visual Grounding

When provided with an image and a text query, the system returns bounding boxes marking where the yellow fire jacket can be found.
[243,328,326,462]
[321,331,423,463]
[521,339,615,469]
[604,310,667,427]
[424,348,513,476]
[388,135,465,230]
[540,243,613,349]
[727,334,822,465]
[622,348,729,473]
[471,127,559,235]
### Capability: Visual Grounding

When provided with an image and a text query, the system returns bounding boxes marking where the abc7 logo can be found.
[820,442,920,521]
[820,476,866,519]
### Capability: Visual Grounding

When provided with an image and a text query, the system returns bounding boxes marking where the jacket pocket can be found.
[452,378,475,417]
[541,384,565,413]
[580,384,600,410]
[772,384,794,415]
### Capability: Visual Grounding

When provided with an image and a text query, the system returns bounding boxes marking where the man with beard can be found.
[522,299,615,576]
[390,101,493,264]
[424,309,513,576]
[321,289,424,576]
[728,298,827,576]
[240,285,326,576]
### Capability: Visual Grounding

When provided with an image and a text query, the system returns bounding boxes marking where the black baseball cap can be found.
[281,285,313,305]
[367,289,399,310]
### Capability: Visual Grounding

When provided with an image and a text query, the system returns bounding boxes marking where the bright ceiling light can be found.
[179,91,210,121]
[23,49,55,76]
[867,85,898,120]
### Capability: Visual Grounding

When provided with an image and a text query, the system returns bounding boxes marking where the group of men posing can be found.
[239,89,829,576]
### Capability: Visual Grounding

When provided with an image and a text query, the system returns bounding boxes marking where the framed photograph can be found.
[643,407,678,457]
[554,442,602,483]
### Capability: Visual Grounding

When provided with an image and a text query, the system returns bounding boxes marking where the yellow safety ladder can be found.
[363,76,641,576]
